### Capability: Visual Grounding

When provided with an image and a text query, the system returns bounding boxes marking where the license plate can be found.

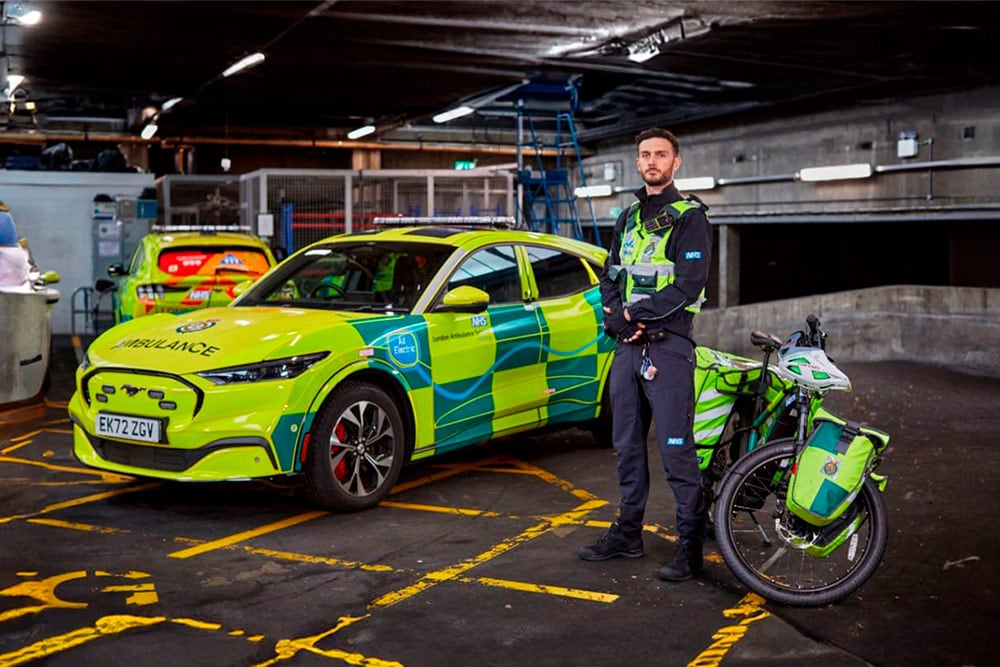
[95,412,163,444]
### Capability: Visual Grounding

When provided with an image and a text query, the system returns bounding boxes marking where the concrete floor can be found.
[1,347,997,667]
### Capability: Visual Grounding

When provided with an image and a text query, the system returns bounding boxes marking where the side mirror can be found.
[232,279,253,297]
[107,263,126,277]
[95,278,117,293]
[434,285,490,313]
[40,270,60,285]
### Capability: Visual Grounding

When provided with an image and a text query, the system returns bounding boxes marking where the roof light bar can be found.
[372,216,515,229]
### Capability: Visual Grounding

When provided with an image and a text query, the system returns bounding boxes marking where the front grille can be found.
[89,434,277,473]
[96,439,199,472]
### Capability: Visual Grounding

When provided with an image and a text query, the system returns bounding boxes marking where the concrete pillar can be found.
[718,224,741,308]
[352,149,381,170]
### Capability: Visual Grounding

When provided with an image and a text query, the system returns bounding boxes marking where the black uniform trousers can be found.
[609,333,706,542]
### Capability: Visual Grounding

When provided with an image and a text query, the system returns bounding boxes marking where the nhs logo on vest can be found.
[684,251,702,260]
[388,331,419,367]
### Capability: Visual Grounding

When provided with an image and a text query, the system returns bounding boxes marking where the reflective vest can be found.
[611,199,705,313]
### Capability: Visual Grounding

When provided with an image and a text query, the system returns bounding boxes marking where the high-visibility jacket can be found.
[610,199,706,313]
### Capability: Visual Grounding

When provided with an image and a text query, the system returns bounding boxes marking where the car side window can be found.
[525,245,594,299]
[129,245,145,276]
[447,245,521,305]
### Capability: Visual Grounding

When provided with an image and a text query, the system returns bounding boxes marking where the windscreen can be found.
[236,240,455,313]
[157,246,272,278]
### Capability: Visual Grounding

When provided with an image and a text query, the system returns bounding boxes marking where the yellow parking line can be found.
[0,455,134,483]
[378,499,513,519]
[241,546,396,573]
[0,483,159,525]
[27,518,130,535]
[687,593,771,667]
[0,442,31,455]
[168,511,327,559]
[369,498,606,609]
[257,614,398,667]
[508,458,604,502]
[461,575,618,603]
[388,457,503,494]
[0,614,168,666]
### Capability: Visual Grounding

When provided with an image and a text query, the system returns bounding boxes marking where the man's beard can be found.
[641,168,672,187]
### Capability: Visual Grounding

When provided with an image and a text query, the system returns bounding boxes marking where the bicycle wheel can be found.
[713,438,888,607]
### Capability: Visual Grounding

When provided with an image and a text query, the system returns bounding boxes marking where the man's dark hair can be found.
[635,127,680,155]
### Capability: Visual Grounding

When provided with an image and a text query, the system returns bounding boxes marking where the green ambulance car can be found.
[69,225,615,511]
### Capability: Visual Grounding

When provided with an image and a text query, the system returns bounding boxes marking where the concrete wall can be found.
[581,85,1000,223]
[693,285,1000,378]
[0,170,155,335]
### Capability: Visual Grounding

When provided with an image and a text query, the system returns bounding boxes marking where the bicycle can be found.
[710,315,891,606]
[694,324,823,511]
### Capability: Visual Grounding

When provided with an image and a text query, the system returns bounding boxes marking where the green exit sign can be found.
[454,160,477,170]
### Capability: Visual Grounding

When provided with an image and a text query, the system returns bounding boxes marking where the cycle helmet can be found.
[777,340,851,392]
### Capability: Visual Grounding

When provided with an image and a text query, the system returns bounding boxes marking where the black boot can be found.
[578,522,644,561]
[656,539,703,581]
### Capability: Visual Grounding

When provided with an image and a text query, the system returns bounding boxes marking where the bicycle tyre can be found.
[713,438,888,607]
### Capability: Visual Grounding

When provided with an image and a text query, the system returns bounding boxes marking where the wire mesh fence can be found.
[159,169,515,255]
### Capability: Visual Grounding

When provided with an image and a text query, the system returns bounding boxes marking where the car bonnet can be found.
[86,307,383,374]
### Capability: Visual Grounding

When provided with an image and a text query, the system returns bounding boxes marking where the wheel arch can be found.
[300,362,417,467]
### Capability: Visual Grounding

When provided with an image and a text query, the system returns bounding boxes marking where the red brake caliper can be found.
[333,422,348,480]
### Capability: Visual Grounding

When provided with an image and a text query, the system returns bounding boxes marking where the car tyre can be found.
[304,381,406,512]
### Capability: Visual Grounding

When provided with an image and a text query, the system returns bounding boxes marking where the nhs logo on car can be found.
[388,331,419,367]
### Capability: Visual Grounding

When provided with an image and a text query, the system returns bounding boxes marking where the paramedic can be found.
[577,127,713,582]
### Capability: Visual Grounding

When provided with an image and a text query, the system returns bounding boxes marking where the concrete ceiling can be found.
[6,1,1000,148]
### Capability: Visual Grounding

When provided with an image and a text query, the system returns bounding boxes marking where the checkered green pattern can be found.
[786,410,888,526]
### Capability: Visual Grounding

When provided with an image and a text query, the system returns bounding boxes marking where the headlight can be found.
[196,351,329,385]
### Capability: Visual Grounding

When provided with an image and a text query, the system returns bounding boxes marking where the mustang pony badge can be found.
[176,319,220,334]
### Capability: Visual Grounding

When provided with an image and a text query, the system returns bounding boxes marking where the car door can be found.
[522,244,611,426]
[423,243,545,453]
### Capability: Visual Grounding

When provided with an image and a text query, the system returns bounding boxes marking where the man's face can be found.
[636,137,681,188]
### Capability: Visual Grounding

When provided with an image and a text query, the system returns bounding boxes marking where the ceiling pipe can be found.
[0,129,571,155]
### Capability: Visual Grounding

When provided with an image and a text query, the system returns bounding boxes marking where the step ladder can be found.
[516,100,599,242]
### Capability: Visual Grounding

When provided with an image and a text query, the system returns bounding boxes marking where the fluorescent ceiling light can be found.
[675,176,717,191]
[161,97,183,112]
[140,123,159,140]
[222,52,265,78]
[798,163,873,182]
[6,3,41,25]
[347,124,376,140]
[432,105,475,124]
[627,47,659,63]
[574,184,614,198]
[5,74,25,97]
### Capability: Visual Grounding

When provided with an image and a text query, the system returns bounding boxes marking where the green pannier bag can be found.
[786,409,889,526]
